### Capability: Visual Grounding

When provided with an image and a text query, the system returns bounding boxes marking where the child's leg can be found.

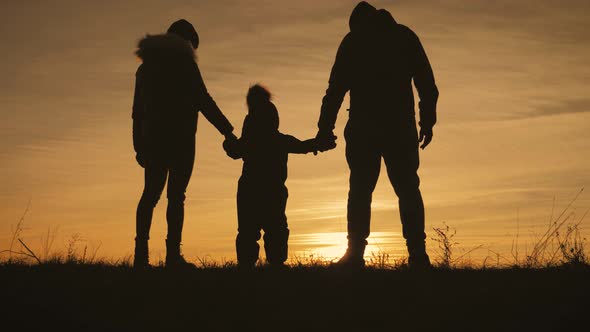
[263,223,289,265]
[236,187,262,267]
[262,189,289,265]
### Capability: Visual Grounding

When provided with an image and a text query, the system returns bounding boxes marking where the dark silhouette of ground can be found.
[132,19,236,269]
[223,85,334,268]
[1,264,588,331]
[316,2,439,268]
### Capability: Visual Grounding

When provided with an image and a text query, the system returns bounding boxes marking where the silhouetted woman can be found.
[132,19,236,269]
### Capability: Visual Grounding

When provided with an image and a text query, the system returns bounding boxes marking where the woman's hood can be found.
[135,33,195,62]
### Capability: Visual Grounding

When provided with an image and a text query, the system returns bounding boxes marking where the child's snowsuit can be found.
[226,87,317,266]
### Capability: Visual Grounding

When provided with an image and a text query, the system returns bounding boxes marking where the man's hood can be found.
[135,33,195,62]
[378,9,397,26]
[349,1,378,33]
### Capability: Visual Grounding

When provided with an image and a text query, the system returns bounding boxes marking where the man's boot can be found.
[332,239,367,269]
[133,238,151,270]
[263,227,289,269]
[407,239,431,269]
[165,239,196,270]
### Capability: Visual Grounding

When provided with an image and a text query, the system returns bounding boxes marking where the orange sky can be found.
[1,0,589,263]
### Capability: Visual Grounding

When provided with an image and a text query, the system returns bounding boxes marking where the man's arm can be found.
[317,34,353,136]
[193,63,235,137]
[408,28,439,148]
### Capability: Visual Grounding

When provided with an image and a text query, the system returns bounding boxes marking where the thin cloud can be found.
[532,98,590,118]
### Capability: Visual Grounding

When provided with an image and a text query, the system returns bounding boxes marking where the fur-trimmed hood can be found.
[135,33,195,63]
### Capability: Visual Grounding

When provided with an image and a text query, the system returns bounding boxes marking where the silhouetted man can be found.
[316,2,439,268]
[132,19,236,269]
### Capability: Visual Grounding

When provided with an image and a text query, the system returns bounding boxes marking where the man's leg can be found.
[338,124,382,266]
[382,135,430,267]
[165,141,195,268]
[135,164,168,268]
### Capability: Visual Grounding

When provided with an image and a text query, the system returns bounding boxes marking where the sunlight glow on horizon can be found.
[290,231,406,260]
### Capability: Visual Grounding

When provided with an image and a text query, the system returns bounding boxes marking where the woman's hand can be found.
[136,153,146,168]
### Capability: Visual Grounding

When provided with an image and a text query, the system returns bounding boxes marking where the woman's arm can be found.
[223,116,250,159]
[192,63,235,137]
[132,65,146,166]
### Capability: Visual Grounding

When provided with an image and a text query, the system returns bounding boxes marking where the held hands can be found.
[223,132,241,159]
[314,130,338,155]
[225,132,238,142]
[419,127,433,150]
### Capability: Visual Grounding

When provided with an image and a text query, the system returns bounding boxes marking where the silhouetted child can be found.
[223,85,335,268]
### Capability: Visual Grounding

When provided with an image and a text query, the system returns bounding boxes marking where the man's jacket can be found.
[318,8,439,133]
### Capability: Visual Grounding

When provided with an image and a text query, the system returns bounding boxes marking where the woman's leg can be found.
[136,165,168,241]
[164,140,195,267]
[135,164,168,267]
[165,141,195,245]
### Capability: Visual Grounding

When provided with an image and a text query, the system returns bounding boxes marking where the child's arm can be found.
[282,135,320,154]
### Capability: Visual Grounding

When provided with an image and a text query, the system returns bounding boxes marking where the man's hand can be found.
[418,127,433,150]
[314,130,337,155]
[311,136,337,155]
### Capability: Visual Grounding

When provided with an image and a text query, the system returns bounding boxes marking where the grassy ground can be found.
[1,262,588,332]
[3,193,588,331]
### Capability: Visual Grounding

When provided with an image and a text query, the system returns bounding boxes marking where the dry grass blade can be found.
[526,188,585,267]
[18,239,41,264]
[8,200,31,262]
